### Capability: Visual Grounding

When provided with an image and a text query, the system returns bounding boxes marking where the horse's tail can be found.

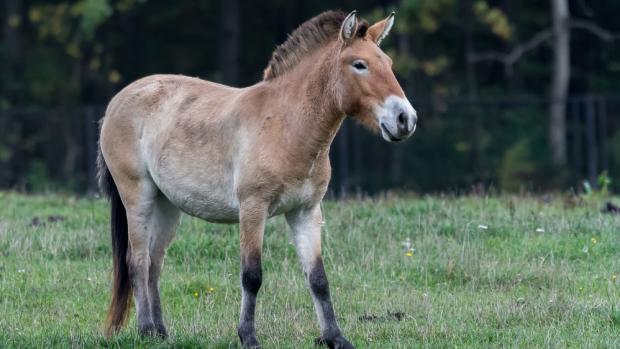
[97,124,132,337]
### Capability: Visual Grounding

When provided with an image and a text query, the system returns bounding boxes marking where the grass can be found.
[0,191,619,348]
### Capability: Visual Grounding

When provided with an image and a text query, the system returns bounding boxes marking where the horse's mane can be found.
[263,10,368,80]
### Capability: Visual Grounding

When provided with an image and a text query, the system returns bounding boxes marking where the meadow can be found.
[0,192,619,348]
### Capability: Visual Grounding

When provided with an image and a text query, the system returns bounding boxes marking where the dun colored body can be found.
[98,10,416,349]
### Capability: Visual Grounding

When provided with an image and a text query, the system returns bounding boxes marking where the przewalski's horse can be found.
[97,10,416,349]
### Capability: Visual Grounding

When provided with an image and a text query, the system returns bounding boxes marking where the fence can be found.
[329,94,620,195]
[1,95,618,195]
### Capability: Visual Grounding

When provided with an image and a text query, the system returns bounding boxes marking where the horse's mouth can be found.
[380,123,403,142]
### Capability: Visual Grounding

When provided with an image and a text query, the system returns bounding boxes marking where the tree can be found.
[550,0,570,167]
[469,0,619,170]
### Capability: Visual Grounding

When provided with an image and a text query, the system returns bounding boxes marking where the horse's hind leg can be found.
[147,195,181,337]
[117,180,159,336]
[116,178,177,337]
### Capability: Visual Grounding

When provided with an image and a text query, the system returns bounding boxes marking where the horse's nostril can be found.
[396,112,411,134]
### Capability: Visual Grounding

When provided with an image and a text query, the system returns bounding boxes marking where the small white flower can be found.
[582,246,589,254]
[17,269,25,273]
[401,238,412,250]
[478,224,488,230]
[87,277,92,281]
[536,228,545,233]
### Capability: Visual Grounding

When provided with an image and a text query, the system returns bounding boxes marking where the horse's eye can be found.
[352,60,368,71]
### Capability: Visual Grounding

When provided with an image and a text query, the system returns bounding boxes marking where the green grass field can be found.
[0,192,619,348]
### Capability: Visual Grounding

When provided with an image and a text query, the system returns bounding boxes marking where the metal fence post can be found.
[570,97,582,185]
[598,96,608,174]
[585,95,598,186]
[338,119,350,198]
[84,106,98,194]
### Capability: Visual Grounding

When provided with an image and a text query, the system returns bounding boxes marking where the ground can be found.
[0,192,619,348]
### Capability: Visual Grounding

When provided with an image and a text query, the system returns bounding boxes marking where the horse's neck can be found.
[269,50,344,160]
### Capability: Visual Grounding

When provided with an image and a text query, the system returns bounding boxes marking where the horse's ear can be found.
[339,10,359,43]
[367,12,395,46]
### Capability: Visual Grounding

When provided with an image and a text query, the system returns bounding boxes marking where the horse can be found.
[97,10,417,349]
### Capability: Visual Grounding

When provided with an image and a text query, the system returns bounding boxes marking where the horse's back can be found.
[105,74,238,118]
[100,74,245,222]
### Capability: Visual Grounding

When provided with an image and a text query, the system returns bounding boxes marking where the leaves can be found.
[474,0,513,41]
[401,0,456,33]
[78,0,113,39]
[28,1,113,44]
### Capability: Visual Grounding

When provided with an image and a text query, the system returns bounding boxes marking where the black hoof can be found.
[315,336,355,349]
[139,323,166,338]
[239,335,261,349]
[238,325,261,349]
[154,323,168,338]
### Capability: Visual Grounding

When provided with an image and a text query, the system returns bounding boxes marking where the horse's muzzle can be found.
[378,95,417,142]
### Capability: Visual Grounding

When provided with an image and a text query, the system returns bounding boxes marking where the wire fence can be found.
[1,94,618,195]
[330,94,620,195]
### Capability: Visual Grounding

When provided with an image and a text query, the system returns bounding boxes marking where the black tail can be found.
[97,133,132,337]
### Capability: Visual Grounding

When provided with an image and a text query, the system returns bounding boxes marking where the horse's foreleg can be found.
[286,205,355,349]
[147,195,181,338]
[237,199,267,349]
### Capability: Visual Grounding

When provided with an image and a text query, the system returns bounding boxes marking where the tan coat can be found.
[98,10,416,348]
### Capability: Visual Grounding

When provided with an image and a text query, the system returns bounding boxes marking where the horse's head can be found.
[335,11,417,142]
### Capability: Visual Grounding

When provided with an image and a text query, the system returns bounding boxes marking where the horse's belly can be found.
[153,168,240,223]
[179,195,239,223]
[165,186,239,223]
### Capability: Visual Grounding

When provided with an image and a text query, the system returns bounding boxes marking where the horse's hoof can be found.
[238,326,261,349]
[315,336,355,349]
[154,324,168,339]
[239,335,261,349]
[139,323,165,338]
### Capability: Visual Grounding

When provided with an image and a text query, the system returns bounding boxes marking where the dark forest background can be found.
[2,0,620,195]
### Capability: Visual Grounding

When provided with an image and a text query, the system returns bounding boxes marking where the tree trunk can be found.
[218,0,240,85]
[550,0,570,167]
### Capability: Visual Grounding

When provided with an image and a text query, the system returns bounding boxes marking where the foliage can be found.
[499,139,537,192]
[598,172,612,195]
[473,1,513,41]
[498,133,562,193]
[609,130,620,187]
[582,171,613,198]
[1,0,620,193]
[78,0,113,39]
